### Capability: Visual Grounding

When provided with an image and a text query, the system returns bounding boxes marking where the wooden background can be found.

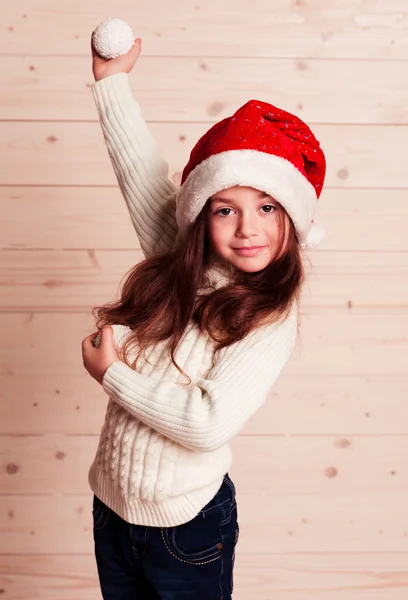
[1,0,408,598]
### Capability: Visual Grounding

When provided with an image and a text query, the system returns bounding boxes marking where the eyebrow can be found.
[211,191,271,203]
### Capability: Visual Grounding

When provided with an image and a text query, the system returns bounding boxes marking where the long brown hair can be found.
[93,201,304,382]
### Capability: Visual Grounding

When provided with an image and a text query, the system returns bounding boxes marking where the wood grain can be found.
[3,0,407,59]
[2,56,408,124]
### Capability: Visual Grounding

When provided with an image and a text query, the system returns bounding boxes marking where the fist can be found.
[91,37,142,81]
[82,325,120,385]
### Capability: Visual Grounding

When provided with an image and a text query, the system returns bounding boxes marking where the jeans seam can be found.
[218,525,225,598]
[140,526,149,557]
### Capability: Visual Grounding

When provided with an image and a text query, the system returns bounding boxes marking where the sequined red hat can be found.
[176,99,326,248]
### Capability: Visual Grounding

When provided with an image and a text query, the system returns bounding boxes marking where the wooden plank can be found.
[303,252,408,310]
[2,56,408,124]
[0,249,407,311]
[0,187,139,250]
[1,121,407,188]
[1,374,407,436]
[2,492,408,553]
[2,0,407,59]
[0,374,105,435]
[2,553,408,599]
[2,434,408,496]
[0,312,406,376]
[0,555,100,600]
[0,249,139,312]
[1,187,407,252]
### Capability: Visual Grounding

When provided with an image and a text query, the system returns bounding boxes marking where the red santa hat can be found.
[176,99,326,249]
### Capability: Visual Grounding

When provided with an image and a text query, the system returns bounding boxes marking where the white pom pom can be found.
[92,18,134,59]
[300,220,325,250]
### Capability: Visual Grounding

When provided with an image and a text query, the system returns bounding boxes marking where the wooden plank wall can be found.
[1,0,408,597]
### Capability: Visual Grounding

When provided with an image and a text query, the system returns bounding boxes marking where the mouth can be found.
[232,246,266,256]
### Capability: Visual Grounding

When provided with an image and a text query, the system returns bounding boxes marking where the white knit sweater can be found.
[88,73,298,527]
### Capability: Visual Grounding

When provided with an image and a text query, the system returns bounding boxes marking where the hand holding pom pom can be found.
[91,19,142,81]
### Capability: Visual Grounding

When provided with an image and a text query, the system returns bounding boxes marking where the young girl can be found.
[82,37,326,600]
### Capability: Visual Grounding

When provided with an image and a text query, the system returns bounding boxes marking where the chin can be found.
[229,257,271,273]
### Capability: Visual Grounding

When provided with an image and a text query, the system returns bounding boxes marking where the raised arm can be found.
[92,40,178,258]
[101,306,299,452]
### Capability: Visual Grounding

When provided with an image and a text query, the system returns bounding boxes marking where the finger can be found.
[101,325,113,342]
[82,332,98,348]
[132,38,142,55]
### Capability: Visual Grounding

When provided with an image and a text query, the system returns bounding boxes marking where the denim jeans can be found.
[93,473,239,599]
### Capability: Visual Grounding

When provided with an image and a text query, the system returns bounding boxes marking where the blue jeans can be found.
[93,473,239,599]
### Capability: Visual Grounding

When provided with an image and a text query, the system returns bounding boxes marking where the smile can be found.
[232,246,266,256]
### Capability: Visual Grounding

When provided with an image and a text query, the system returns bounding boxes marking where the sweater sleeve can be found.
[102,307,298,452]
[92,73,178,258]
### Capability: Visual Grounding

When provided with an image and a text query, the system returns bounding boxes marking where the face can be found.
[206,186,289,273]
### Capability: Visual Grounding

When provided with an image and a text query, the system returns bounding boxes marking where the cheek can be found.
[265,218,281,242]
[207,219,229,251]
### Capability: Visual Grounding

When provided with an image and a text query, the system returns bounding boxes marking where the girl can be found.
[82,37,326,600]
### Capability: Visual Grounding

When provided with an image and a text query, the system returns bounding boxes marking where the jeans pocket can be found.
[92,495,111,531]
[161,503,227,565]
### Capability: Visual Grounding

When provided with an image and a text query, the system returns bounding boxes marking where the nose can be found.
[236,213,258,239]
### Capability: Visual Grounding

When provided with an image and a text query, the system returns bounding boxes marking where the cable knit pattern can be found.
[88,73,298,526]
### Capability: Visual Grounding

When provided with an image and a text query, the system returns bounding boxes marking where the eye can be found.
[215,207,234,217]
[260,204,276,214]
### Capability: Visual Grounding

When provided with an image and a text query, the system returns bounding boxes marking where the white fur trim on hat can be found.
[301,220,325,249]
[176,149,318,244]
